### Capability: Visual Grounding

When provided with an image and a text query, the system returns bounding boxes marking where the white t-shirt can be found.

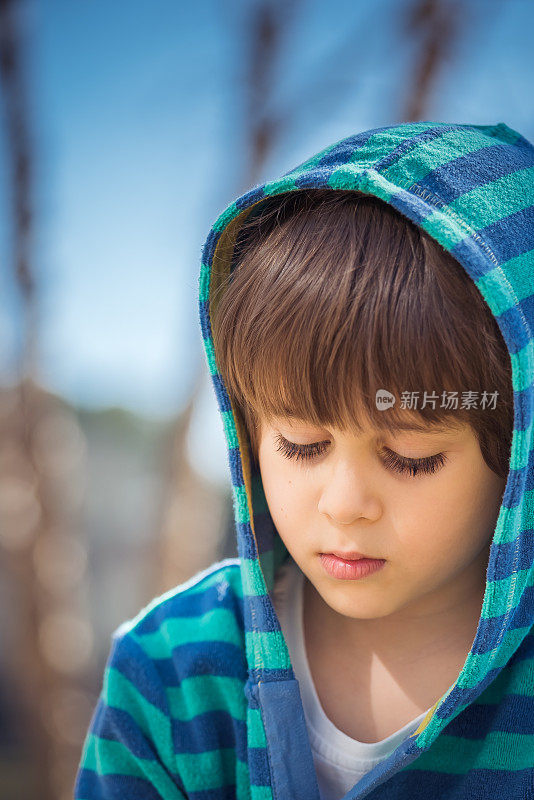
[271,557,431,800]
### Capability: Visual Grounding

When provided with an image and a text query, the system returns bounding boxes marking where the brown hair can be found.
[210,189,514,478]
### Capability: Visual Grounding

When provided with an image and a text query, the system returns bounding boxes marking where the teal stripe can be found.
[167,676,246,721]
[199,263,210,303]
[222,409,240,449]
[476,250,534,316]
[421,166,534,247]
[509,341,534,394]
[246,630,291,671]
[242,558,266,597]
[204,337,218,375]
[232,484,250,524]
[381,129,508,187]
[137,609,244,657]
[80,735,183,796]
[405,730,534,773]
[482,567,533,619]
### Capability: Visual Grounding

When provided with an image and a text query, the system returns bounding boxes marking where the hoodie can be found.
[74,121,534,800]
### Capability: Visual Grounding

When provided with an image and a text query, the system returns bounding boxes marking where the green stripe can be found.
[213,201,239,233]
[445,166,534,228]
[477,656,534,702]
[232,484,250,524]
[508,424,534,472]
[406,730,534,773]
[349,123,451,166]
[102,668,174,765]
[247,630,292,671]
[476,250,534,316]
[459,626,532,688]
[421,166,534,247]
[80,735,182,796]
[199,263,210,303]
[136,608,244,657]
[381,129,504,187]
[264,175,298,195]
[167,676,246,721]
[248,707,267,748]
[250,786,274,800]
[509,341,534,394]
[496,489,534,544]
[284,123,441,184]
[482,567,533,619]
[242,557,266,597]
[204,337,218,375]
[222,409,240,449]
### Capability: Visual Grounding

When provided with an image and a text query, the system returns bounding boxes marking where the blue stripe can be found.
[471,595,534,656]
[235,185,266,209]
[486,533,534,584]
[437,635,534,718]
[211,373,233,413]
[171,710,247,758]
[237,522,257,558]
[451,205,534,279]
[248,746,273,788]
[228,445,245,488]
[373,123,482,173]
[290,125,395,173]
[414,142,534,204]
[75,769,183,800]
[155,641,247,685]
[509,384,534,432]
[444,693,534,738]
[91,701,163,759]
[356,766,534,799]
[294,167,333,188]
[247,593,284,633]
[502,463,529,509]
[199,300,211,341]
[202,227,221,266]
[134,583,243,637]
[108,634,168,714]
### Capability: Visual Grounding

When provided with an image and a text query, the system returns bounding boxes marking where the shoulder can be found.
[113,558,246,679]
[75,559,246,798]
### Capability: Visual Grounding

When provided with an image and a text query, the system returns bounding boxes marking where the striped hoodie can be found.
[74,121,534,800]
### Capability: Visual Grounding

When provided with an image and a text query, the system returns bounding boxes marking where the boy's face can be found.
[257,413,506,625]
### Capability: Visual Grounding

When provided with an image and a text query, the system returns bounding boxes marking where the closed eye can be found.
[274,433,447,477]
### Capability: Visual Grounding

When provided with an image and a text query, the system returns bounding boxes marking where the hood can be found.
[198,121,534,797]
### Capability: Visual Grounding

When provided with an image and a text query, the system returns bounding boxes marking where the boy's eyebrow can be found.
[380,421,462,435]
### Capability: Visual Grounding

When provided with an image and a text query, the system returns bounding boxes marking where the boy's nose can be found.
[317,462,382,526]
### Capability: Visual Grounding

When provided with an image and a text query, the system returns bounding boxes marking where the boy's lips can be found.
[326,550,385,561]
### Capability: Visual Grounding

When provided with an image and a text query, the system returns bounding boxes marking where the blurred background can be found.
[0,0,532,796]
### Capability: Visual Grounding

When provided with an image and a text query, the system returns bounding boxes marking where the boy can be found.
[74,121,534,800]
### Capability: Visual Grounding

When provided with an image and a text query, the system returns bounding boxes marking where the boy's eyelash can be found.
[379,447,447,477]
[274,433,448,477]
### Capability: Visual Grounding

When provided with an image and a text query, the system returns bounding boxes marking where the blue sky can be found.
[0,0,533,436]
